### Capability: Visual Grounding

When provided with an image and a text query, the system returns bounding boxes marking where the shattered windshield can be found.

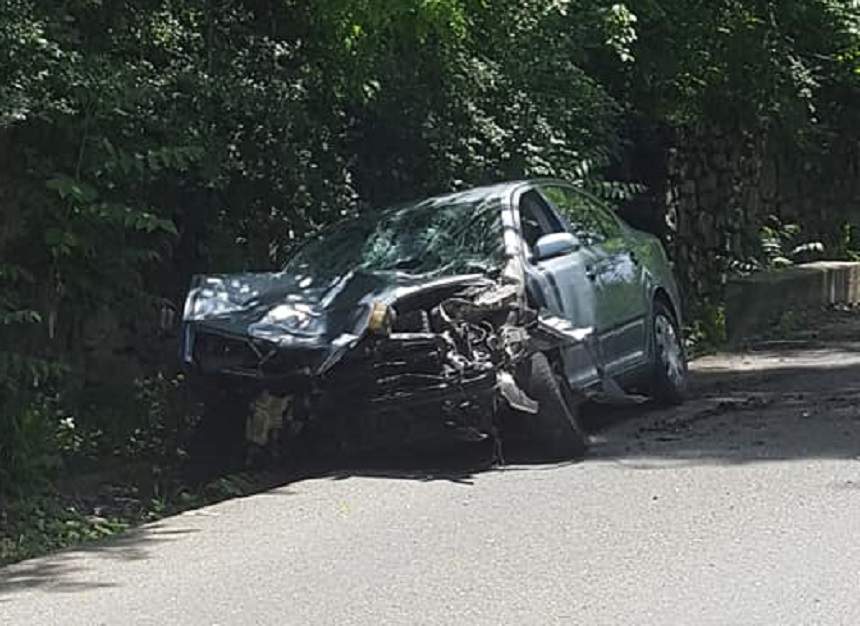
[285,195,505,280]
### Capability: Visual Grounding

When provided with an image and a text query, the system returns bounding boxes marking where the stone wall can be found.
[660,125,860,308]
[726,262,860,343]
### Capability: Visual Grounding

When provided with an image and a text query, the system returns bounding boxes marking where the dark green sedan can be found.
[182,179,687,460]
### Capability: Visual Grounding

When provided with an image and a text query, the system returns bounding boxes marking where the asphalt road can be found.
[4,311,860,625]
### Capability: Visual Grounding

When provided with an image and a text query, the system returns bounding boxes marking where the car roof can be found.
[409,179,564,208]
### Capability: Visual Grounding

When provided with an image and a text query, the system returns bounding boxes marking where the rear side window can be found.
[541,185,620,246]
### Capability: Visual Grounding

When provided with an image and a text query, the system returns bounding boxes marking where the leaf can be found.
[45,175,99,204]
[791,241,825,256]
[0,310,41,325]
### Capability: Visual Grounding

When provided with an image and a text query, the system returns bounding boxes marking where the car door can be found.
[539,184,649,376]
[516,188,601,388]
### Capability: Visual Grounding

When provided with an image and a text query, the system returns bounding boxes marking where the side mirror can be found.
[533,232,580,262]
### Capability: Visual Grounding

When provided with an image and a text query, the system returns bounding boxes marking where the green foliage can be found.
[1,495,130,565]
[0,400,61,496]
[685,302,727,357]
[0,263,66,496]
[725,215,825,276]
[617,0,860,137]
[130,372,201,463]
[836,221,860,261]
[758,216,825,269]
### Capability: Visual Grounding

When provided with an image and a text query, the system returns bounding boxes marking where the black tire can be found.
[650,300,688,405]
[520,352,588,460]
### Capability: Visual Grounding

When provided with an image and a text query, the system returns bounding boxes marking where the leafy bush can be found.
[1,495,129,565]
[758,217,825,269]
[131,372,202,464]
[836,222,860,262]
[0,263,66,496]
[726,215,826,276]
[684,301,727,356]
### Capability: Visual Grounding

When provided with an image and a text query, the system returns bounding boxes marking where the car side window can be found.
[519,190,565,250]
[541,185,620,246]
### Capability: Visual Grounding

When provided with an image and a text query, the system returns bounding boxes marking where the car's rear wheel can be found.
[520,351,588,460]
[650,300,688,405]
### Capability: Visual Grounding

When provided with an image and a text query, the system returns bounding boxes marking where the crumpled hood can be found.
[182,269,492,351]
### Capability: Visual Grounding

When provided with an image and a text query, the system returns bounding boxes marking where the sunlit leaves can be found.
[100,143,205,177]
[603,3,638,63]
[621,0,860,132]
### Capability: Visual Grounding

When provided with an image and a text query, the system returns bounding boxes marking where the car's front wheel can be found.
[650,300,688,405]
[520,351,588,460]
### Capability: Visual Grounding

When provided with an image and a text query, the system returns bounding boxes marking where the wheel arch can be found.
[652,287,679,324]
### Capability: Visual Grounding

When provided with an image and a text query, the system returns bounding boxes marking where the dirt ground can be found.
[587,306,860,466]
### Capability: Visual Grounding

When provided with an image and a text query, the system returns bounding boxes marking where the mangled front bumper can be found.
[323,331,498,410]
[182,322,498,411]
[180,269,598,451]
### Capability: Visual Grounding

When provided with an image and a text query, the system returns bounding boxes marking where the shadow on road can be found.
[321,442,584,487]
[587,341,860,467]
[0,559,117,595]
[0,524,199,596]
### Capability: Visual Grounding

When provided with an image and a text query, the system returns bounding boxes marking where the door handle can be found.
[629,251,640,265]
[585,266,597,282]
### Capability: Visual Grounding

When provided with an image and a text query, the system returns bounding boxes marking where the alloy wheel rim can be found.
[655,314,685,387]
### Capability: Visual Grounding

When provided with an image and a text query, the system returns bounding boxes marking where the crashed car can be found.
[180,179,688,461]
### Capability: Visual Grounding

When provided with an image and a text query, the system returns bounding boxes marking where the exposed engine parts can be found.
[189,280,570,458]
[312,283,536,453]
